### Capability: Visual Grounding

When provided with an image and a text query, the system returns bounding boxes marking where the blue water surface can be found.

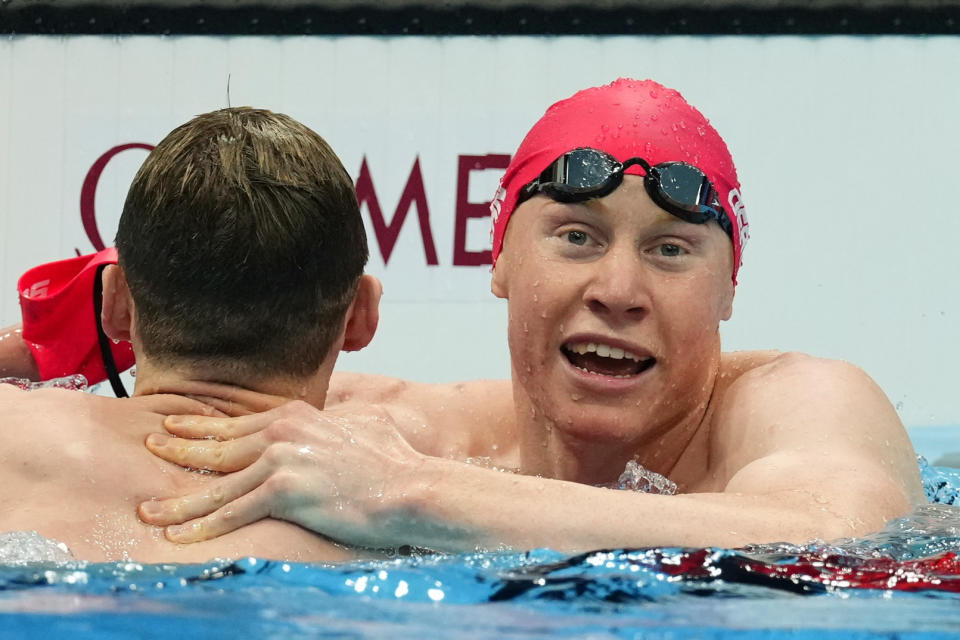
[2,460,960,639]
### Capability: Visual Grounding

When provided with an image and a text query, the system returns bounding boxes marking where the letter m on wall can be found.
[355,156,439,266]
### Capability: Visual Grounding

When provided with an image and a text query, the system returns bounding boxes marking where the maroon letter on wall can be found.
[80,143,155,251]
[355,156,439,266]
[453,154,511,266]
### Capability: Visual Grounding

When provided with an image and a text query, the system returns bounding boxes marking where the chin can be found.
[541,394,655,443]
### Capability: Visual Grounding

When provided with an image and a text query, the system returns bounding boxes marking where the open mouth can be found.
[561,342,656,378]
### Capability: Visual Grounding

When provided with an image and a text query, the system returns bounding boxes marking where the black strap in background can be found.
[93,264,130,398]
[2,4,959,36]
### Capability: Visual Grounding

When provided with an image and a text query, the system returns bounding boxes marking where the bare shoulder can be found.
[709,351,924,502]
[715,351,906,449]
[720,351,892,420]
[0,386,122,434]
[327,372,517,461]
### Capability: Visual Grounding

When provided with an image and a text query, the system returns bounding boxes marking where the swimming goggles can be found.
[517,147,733,239]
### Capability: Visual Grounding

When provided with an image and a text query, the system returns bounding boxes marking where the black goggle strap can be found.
[93,264,130,398]
[518,151,734,239]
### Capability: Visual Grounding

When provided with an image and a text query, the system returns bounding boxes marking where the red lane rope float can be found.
[658,549,960,594]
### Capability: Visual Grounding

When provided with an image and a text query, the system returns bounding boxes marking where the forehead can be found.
[512,176,688,230]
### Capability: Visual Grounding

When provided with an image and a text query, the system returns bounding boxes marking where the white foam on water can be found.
[0,375,88,392]
[0,531,76,565]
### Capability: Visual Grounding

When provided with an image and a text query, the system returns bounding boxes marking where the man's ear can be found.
[720,278,735,322]
[341,274,382,352]
[491,253,510,300]
[100,265,134,342]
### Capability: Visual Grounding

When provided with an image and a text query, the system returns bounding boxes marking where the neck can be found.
[129,355,334,410]
[512,349,722,487]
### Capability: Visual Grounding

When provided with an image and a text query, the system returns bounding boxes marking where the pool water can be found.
[1,459,959,639]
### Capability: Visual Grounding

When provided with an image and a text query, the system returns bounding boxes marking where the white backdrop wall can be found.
[2,35,958,428]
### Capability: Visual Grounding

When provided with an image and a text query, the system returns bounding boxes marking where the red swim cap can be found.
[491,78,748,282]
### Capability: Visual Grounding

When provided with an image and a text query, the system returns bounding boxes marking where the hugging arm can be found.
[139,360,923,551]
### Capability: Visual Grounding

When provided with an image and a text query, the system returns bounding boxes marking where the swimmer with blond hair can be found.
[133,79,924,552]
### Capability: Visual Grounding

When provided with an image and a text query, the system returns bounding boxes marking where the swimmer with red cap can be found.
[16,79,926,552]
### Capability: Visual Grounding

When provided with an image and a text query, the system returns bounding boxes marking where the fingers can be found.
[146,432,267,472]
[133,394,230,419]
[163,489,274,543]
[138,459,273,526]
[162,411,274,440]
[183,394,256,417]
[173,381,291,413]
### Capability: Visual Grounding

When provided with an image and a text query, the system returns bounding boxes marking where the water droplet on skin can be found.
[649,89,658,99]
[697,126,706,136]
[650,113,658,122]
[533,294,538,302]
[570,394,583,402]
[532,280,540,287]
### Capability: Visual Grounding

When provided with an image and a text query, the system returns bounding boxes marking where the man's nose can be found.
[582,246,650,321]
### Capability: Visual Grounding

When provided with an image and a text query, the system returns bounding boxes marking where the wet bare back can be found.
[0,385,353,563]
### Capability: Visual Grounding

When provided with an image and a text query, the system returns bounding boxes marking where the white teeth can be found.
[565,342,642,362]
[574,365,640,378]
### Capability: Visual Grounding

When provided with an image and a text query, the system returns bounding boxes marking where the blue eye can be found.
[567,231,588,246]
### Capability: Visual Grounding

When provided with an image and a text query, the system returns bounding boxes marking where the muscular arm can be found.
[327,372,517,463]
[140,355,923,551]
[340,355,921,551]
[0,324,40,380]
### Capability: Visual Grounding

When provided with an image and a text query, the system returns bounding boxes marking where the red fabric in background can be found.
[18,248,133,383]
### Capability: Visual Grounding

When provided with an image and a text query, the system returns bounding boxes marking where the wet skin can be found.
[492,176,734,484]
[0,385,353,562]
[134,175,925,552]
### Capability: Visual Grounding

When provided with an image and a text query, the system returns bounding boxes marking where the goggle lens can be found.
[560,150,620,189]
[656,163,712,211]
[520,148,731,238]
